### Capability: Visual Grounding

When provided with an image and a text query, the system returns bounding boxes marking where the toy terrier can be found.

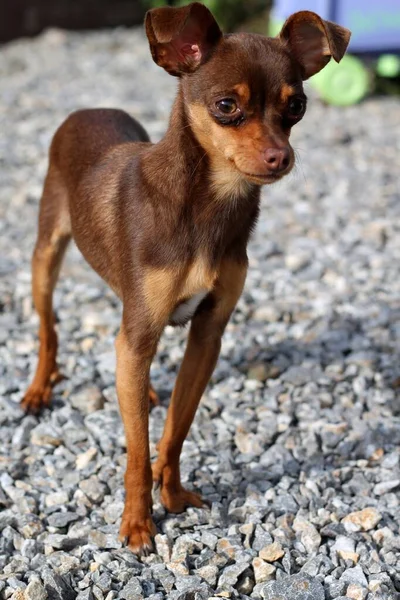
[22,3,350,553]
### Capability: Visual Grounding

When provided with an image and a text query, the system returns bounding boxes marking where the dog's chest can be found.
[169,258,217,326]
[169,291,208,326]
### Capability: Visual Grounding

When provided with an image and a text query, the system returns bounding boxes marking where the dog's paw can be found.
[160,485,206,513]
[152,460,207,513]
[21,384,53,414]
[21,369,64,415]
[119,512,156,556]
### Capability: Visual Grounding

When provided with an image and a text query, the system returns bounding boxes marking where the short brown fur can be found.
[22,3,350,553]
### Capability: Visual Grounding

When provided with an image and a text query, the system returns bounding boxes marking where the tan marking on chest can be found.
[144,257,218,324]
[181,257,217,299]
[210,164,251,202]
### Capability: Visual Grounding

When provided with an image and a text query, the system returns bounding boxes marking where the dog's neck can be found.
[143,86,256,205]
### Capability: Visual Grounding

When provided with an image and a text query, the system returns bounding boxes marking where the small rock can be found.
[338,551,359,563]
[31,425,61,447]
[293,516,321,554]
[340,566,368,588]
[166,560,189,576]
[24,580,47,600]
[282,366,312,386]
[19,514,44,538]
[368,580,382,593]
[325,580,346,599]
[76,591,94,600]
[42,568,76,600]
[120,578,142,600]
[21,539,38,559]
[216,538,237,560]
[252,558,276,583]
[103,502,124,525]
[79,476,106,504]
[346,584,367,600]
[76,448,98,470]
[45,492,69,508]
[70,386,104,414]
[218,563,248,587]
[155,534,172,563]
[259,542,285,562]
[331,536,359,562]
[200,531,218,550]
[252,525,273,552]
[234,429,263,455]
[331,536,355,554]
[373,480,400,496]
[12,417,37,449]
[285,252,310,272]
[47,512,79,528]
[342,508,382,532]
[195,565,219,587]
[247,363,280,382]
[262,574,324,600]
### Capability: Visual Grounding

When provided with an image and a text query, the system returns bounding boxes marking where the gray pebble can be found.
[261,574,325,600]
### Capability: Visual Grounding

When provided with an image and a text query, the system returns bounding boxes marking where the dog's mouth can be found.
[226,157,292,186]
[238,171,284,185]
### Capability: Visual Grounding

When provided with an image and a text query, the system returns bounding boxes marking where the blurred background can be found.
[2,0,400,104]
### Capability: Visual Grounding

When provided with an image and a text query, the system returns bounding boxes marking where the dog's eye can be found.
[216,98,238,114]
[288,97,306,117]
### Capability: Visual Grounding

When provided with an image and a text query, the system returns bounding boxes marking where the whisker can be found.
[190,150,208,180]
[293,148,306,183]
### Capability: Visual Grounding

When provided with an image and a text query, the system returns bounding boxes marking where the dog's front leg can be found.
[115,319,160,554]
[152,259,248,512]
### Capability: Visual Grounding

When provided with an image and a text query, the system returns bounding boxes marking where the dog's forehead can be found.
[195,33,300,97]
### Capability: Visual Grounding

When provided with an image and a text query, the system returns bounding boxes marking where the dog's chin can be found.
[236,165,293,186]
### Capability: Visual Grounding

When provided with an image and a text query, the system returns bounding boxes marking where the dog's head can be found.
[145,3,350,193]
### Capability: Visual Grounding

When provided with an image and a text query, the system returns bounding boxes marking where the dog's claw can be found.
[119,513,156,556]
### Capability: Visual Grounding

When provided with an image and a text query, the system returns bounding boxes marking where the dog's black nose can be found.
[264,147,290,173]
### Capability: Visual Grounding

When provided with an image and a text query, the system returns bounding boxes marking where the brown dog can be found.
[22,3,350,553]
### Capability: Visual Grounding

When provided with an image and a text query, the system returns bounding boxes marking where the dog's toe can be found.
[119,513,156,556]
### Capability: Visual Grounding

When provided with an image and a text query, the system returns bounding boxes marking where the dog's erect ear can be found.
[145,2,222,76]
[280,11,351,80]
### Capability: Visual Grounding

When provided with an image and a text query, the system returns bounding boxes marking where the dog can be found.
[22,3,350,553]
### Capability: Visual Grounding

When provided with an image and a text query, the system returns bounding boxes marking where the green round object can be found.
[311,55,370,106]
[268,19,284,38]
[376,54,400,78]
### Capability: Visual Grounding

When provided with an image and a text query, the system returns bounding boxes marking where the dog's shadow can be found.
[171,304,400,512]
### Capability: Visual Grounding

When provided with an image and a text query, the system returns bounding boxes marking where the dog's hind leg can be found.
[21,166,71,414]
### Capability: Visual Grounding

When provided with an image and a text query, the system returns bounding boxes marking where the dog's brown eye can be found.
[288,97,306,117]
[216,98,238,114]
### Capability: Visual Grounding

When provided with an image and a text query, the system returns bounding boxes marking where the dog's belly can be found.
[169,291,208,326]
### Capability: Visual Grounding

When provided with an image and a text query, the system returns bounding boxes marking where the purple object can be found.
[272,0,400,53]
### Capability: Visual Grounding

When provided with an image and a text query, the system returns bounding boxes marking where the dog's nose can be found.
[264,147,290,173]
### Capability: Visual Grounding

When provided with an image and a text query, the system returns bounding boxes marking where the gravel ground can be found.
[1,24,400,600]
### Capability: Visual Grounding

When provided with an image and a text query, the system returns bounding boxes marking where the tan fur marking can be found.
[144,257,218,322]
[188,104,251,201]
[181,257,217,299]
[280,83,295,104]
[214,259,247,322]
[233,83,250,104]
[144,267,177,322]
